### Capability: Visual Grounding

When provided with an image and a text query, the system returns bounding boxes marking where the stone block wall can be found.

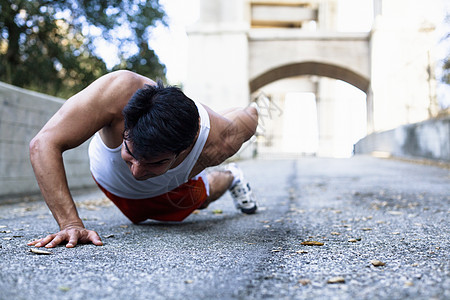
[0,82,94,199]
[355,116,450,162]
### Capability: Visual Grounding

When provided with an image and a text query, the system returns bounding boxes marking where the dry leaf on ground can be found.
[301,241,324,246]
[298,279,311,285]
[30,248,52,255]
[327,276,345,284]
[387,211,403,215]
[370,259,385,266]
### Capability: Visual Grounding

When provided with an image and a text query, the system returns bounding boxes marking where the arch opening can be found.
[250,64,370,158]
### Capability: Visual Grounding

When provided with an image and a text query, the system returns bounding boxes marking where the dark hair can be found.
[122,81,200,159]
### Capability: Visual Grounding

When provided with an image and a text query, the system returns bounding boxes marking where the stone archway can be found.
[249,61,370,94]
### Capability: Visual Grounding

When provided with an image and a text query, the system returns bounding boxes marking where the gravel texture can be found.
[0,156,448,300]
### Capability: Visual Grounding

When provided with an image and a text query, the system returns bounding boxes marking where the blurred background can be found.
[1,0,449,159]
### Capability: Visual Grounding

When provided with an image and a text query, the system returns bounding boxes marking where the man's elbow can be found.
[29,134,54,165]
[29,135,43,164]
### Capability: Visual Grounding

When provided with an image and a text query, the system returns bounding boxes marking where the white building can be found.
[185,0,443,157]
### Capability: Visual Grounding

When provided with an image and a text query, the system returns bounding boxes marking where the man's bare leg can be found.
[199,171,234,209]
[221,106,258,131]
[199,164,257,214]
[198,106,258,210]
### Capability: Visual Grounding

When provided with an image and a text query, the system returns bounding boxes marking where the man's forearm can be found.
[29,137,83,229]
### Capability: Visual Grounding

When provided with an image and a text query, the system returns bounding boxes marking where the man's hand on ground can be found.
[27,226,103,248]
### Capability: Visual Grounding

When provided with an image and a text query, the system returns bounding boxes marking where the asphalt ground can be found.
[0,156,449,300]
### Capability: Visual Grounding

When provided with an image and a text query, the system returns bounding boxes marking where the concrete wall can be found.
[354,116,450,162]
[0,82,94,199]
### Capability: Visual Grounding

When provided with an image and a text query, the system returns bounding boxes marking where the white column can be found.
[185,0,250,111]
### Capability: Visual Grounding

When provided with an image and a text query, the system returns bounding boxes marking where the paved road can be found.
[0,156,449,300]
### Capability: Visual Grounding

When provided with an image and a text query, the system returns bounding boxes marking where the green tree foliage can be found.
[0,0,167,98]
[441,14,450,85]
[443,56,450,85]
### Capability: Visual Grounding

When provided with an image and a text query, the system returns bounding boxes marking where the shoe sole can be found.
[240,206,257,214]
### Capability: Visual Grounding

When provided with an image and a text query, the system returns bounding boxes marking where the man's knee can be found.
[246,105,259,121]
[206,170,233,202]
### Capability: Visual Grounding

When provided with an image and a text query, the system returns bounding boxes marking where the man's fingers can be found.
[33,235,55,247]
[45,234,65,248]
[66,237,78,248]
[28,228,103,248]
[92,240,103,246]
[65,228,83,248]
[88,231,103,246]
[66,229,102,247]
[27,239,41,246]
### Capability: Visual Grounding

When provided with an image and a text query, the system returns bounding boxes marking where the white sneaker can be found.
[227,164,257,214]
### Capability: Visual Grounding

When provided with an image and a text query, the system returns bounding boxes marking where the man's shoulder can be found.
[99,71,154,97]
[107,70,150,84]
[78,71,155,116]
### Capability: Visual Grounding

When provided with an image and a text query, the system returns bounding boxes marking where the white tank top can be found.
[88,101,210,199]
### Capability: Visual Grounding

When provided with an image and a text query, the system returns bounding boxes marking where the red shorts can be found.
[94,177,208,223]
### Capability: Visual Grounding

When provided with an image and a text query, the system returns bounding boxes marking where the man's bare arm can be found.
[28,71,150,248]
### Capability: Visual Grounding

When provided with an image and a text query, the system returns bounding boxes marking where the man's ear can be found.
[176,149,187,158]
[122,130,129,140]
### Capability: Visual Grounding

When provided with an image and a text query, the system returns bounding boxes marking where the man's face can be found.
[121,140,178,181]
